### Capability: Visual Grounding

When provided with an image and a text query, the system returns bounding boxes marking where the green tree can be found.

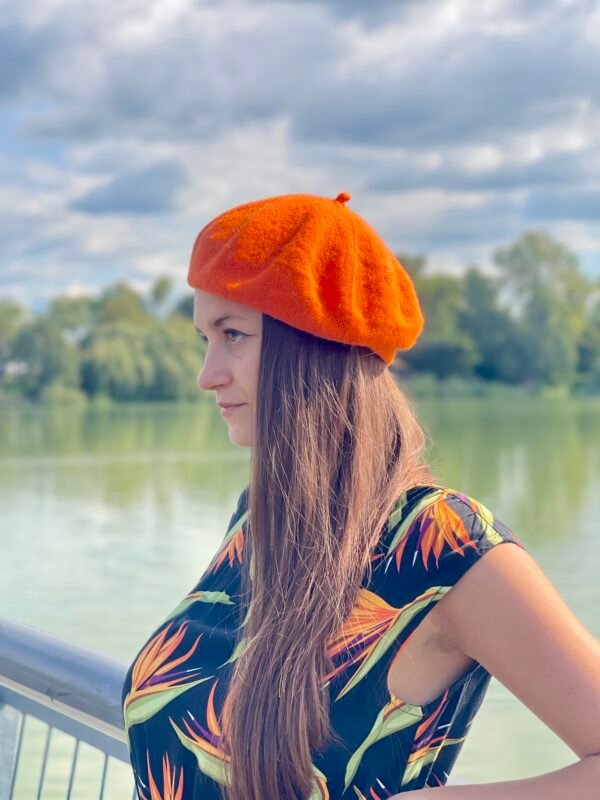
[172,293,194,320]
[526,286,579,386]
[80,322,155,401]
[494,232,589,387]
[47,296,95,345]
[457,268,532,384]
[576,294,600,376]
[144,316,202,401]
[11,319,80,399]
[404,336,478,379]
[80,316,202,402]
[94,282,151,327]
[147,275,174,318]
[401,270,478,379]
[0,300,27,374]
[396,253,427,283]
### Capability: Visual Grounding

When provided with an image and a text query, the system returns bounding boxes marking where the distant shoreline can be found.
[2,373,600,409]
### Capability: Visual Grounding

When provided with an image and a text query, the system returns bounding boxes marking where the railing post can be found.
[0,698,22,799]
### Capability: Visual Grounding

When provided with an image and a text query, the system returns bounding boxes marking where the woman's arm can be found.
[393,542,600,798]
[392,755,600,798]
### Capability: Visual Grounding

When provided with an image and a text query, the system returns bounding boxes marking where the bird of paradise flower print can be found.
[137,752,185,800]
[206,526,244,574]
[387,489,477,571]
[205,510,247,575]
[385,487,515,574]
[351,786,385,800]
[326,585,451,700]
[123,621,212,732]
[122,483,524,798]
[169,679,231,785]
[399,690,466,787]
[342,692,424,790]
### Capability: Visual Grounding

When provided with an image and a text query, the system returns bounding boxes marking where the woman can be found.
[121,192,600,799]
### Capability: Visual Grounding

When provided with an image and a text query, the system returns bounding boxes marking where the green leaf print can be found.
[223,633,248,666]
[471,499,504,546]
[171,717,230,785]
[344,699,423,791]
[335,586,451,701]
[308,764,329,800]
[124,676,212,731]
[401,736,465,786]
[163,590,235,623]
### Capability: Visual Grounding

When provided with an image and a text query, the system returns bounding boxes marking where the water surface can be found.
[1,392,599,795]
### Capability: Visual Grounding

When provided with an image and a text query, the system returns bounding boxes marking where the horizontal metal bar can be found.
[0,684,130,763]
[0,615,132,767]
[0,616,128,737]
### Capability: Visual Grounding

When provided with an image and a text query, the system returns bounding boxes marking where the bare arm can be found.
[392,756,600,798]
[392,543,600,798]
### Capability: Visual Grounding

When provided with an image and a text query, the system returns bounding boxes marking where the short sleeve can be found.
[378,487,526,610]
[222,484,249,542]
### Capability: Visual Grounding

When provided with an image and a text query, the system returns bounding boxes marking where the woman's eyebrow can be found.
[194,315,246,334]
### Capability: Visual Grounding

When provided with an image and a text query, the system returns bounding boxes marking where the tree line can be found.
[1,231,599,404]
[401,231,599,391]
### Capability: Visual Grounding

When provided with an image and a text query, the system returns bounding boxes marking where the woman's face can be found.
[193,289,262,448]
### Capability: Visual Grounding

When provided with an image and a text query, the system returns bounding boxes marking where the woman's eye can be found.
[196,329,245,345]
[224,329,244,343]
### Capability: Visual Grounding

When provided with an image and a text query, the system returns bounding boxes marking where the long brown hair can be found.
[218,313,436,800]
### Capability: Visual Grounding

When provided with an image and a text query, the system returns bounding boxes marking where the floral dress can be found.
[121,482,525,798]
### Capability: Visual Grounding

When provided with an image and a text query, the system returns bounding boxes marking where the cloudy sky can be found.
[2,0,599,312]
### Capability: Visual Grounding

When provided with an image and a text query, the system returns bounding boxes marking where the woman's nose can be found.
[197,351,229,392]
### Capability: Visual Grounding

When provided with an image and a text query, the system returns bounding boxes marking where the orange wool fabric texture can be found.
[187,191,425,365]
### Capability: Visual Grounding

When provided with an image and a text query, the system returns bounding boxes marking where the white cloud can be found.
[1,0,599,311]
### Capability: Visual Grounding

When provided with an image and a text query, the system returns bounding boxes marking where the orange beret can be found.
[187,191,424,365]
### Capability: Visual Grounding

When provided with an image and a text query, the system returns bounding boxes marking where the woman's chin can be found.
[228,426,252,448]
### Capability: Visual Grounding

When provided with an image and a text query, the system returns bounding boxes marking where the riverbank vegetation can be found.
[1,231,599,405]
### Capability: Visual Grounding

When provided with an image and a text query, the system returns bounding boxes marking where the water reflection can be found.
[415,395,599,545]
[1,393,599,789]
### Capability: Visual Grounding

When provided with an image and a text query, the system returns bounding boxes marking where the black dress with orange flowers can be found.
[121,483,525,798]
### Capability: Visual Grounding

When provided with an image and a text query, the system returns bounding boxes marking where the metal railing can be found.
[0,616,136,799]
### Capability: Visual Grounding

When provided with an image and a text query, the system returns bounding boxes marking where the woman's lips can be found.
[220,404,245,417]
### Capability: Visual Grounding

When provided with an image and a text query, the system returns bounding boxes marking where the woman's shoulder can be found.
[381,482,525,579]
[227,484,250,530]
